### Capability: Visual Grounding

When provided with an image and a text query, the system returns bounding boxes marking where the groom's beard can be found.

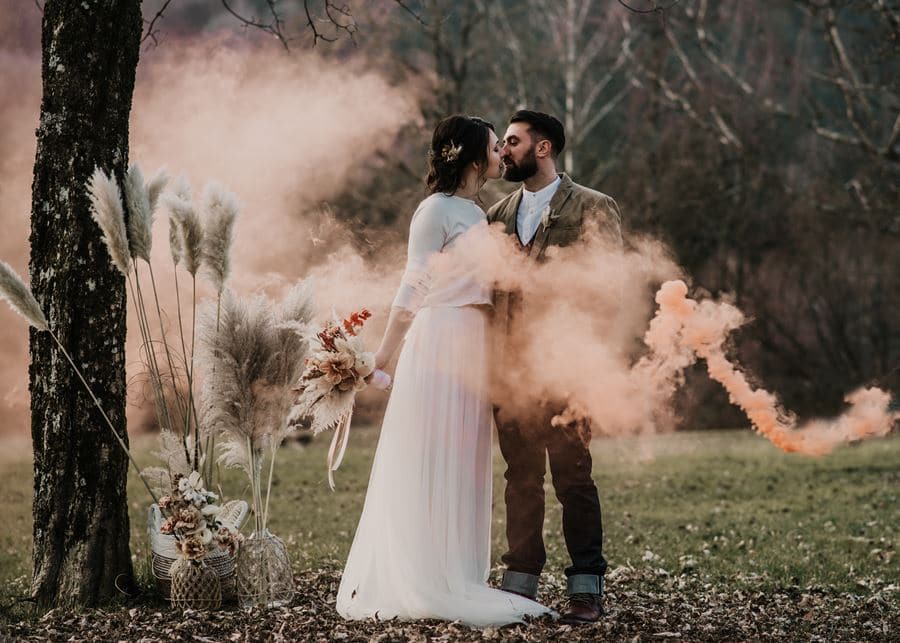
[501,148,538,183]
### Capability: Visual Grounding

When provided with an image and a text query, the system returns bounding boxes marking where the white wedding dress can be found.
[336,193,552,626]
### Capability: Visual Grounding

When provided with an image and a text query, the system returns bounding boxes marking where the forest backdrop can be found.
[1,0,897,433]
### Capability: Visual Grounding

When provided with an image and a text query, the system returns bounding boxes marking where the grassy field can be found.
[3,428,898,598]
[1,428,898,638]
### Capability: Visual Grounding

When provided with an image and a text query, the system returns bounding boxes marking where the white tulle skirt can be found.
[336,306,551,626]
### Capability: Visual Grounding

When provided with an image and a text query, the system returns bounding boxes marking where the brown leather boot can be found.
[559,593,603,624]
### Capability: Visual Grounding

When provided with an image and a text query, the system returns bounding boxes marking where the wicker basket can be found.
[148,499,248,602]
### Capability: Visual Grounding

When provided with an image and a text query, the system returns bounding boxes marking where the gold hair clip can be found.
[441,141,463,162]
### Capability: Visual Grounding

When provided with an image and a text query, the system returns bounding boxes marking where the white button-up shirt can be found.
[516,176,561,246]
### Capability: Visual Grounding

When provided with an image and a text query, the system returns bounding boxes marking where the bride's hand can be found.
[373,349,390,372]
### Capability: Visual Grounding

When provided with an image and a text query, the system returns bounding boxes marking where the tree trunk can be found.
[29,0,141,609]
[563,0,577,178]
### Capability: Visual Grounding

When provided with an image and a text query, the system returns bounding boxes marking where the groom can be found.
[487,110,622,624]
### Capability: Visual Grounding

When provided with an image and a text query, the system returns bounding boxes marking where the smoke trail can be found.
[645,280,898,455]
[440,222,897,453]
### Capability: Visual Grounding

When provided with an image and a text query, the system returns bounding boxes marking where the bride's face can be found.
[483,130,502,180]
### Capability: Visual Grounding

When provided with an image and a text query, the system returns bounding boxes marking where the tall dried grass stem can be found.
[47,328,159,505]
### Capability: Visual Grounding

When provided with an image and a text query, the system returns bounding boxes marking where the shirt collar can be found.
[523,175,561,200]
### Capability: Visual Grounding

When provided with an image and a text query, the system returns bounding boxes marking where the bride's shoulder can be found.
[409,193,453,228]
[414,192,457,217]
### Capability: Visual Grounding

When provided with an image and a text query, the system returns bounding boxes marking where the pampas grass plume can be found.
[146,167,169,214]
[198,290,276,475]
[164,176,203,275]
[124,164,153,261]
[87,167,131,275]
[201,182,239,294]
[168,217,183,266]
[0,261,49,331]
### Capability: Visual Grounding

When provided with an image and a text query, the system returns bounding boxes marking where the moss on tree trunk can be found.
[28,0,141,608]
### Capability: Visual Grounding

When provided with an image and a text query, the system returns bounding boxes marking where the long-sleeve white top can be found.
[391,193,492,313]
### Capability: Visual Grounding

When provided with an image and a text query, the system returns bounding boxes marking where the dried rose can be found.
[177,536,206,560]
[215,527,244,556]
[320,353,356,386]
[160,516,177,534]
[174,507,201,533]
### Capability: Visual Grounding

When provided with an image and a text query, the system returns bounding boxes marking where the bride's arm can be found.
[373,307,415,370]
[373,201,447,371]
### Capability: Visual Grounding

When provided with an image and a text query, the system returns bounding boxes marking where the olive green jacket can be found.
[486,172,622,258]
[486,173,623,384]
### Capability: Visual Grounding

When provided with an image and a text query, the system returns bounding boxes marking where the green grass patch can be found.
[1,429,897,610]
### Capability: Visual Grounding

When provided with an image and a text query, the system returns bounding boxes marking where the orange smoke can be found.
[439,223,897,454]
[0,25,420,435]
[648,280,898,455]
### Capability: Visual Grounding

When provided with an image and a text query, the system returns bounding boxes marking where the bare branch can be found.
[694,0,790,115]
[883,114,900,160]
[221,0,291,50]
[617,0,681,14]
[142,0,174,47]
[824,7,872,114]
[321,0,358,45]
[393,0,428,27]
[574,81,634,146]
[474,0,528,107]
[873,0,900,36]
[622,22,741,149]
[655,15,743,148]
[576,46,629,125]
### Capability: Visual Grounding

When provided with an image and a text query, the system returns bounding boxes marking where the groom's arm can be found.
[581,192,623,247]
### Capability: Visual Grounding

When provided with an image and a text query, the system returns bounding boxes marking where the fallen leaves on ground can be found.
[2,566,897,642]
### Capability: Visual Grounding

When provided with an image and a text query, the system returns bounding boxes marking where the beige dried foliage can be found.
[124,164,153,261]
[87,167,131,275]
[0,261,48,331]
[198,284,314,474]
[164,176,203,275]
[146,167,170,213]
[200,182,239,294]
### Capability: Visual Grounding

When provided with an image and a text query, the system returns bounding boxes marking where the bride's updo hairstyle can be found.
[425,115,495,195]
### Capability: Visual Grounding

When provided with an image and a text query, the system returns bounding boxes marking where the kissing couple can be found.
[335,111,623,627]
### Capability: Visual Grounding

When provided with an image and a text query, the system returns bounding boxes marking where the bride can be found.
[336,115,552,626]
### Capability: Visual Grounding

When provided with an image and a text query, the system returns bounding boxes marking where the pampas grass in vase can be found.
[198,282,314,608]
[88,164,199,480]
[89,167,245,494]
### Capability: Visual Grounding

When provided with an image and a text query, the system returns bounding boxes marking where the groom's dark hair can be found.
[509,110,565,158]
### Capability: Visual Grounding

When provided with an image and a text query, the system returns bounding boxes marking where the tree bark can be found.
[29,0,141,608]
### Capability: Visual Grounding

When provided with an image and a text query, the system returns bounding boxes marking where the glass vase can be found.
[235,529,295,609]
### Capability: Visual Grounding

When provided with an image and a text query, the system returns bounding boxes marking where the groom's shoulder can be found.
[486,188,519,222]
[568,179,619,215]
[565,177,623,244]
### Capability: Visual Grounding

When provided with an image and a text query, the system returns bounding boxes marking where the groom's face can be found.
[500,123,538,183]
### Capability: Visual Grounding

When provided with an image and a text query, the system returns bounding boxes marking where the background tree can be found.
[27,0,395,609]
[29,0,142,608]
